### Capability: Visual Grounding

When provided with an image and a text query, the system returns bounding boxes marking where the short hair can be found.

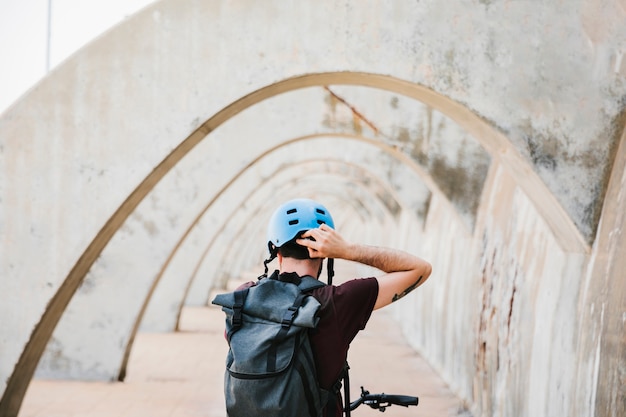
[278,239,310,260]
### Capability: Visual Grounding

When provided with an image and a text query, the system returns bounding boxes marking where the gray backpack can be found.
[211,271,328,417]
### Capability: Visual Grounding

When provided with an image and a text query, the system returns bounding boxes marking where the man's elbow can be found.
[425,262,432,277]
[419,261,432,282]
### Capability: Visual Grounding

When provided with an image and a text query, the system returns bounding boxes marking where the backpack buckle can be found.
[232,302,243,327]
[231,290,247,329]
[281,305,298,328]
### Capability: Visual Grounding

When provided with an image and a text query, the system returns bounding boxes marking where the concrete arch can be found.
[30,128,454,386]
[2,71,585,415]
[140,133,437,323]
[180,159,386,304]
[133,160,404,376]
[137,154,405,333]
[31,114,466,386]
[138,130,454,336]
[37,136,411,382]
[35,119,458,386]
[3,3,624,416]
[181,171,376,309]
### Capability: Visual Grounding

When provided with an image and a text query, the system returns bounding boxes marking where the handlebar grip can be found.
[382,394,419,406]
[349,387,420,411]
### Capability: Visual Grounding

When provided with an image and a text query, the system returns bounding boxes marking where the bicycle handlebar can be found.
[349,386,419,412]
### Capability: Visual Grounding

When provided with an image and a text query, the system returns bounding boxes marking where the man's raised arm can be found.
[297,224,432,310]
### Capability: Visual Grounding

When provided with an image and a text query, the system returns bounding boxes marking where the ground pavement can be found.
[20,268,470,417]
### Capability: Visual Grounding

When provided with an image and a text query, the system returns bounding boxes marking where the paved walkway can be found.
[19,307,467,417]
[19,266,469,417]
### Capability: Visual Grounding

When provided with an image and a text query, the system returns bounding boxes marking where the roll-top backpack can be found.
[211,271,328,417]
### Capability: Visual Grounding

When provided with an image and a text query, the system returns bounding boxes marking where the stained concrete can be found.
[1,1,625,417]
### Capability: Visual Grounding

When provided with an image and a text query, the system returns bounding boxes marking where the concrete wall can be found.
[1,1,624,416]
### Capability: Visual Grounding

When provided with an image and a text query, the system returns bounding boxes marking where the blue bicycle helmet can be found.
[267,198,335,252]
[261,198,336,284]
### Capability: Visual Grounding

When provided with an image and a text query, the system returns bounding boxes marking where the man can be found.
[262,198,432,416]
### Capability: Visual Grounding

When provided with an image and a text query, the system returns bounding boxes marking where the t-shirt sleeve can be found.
[332,277,379,345]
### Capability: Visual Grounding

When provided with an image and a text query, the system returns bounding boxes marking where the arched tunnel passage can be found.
[0,71,590,415]
[124,168,388,379]
[130,135,440,378]
[178,162,396,304]
[136,132,438,330]
[129,156,405,356]
[39,127,465,386]
[1,0,623,413]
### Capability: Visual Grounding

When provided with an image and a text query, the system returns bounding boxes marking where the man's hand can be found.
[296,223,350,259]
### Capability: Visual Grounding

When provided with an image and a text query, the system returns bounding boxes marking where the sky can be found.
[0,0,154,114]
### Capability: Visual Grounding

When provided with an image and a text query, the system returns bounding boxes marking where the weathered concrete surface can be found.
[575,129,626,417]
[326,86,491,231]
[1,1,625,417]
[393,164,583,416]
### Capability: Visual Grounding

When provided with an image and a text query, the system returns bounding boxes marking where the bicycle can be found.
[342,363,419,415]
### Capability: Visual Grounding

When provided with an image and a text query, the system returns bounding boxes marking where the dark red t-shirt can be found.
[308,277,379,416]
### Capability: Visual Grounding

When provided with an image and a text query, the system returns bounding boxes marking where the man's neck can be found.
[279,257,321,279]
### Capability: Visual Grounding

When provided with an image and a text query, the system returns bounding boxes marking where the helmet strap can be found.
[258,248,278,280]
[327,258,335,285]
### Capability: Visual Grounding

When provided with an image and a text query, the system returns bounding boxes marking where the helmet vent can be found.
[286,208,297,214]
[289,219,299,225]
[316,209,325,215]
[317,220,325,225]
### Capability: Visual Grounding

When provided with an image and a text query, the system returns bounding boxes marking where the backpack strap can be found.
[261,272,325,372]
[226,288,249,341]
[342,362,351,417]
[267,290,309,372]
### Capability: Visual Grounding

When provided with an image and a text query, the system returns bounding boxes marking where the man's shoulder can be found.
[333,277,378,291]
[310,277,378,301]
